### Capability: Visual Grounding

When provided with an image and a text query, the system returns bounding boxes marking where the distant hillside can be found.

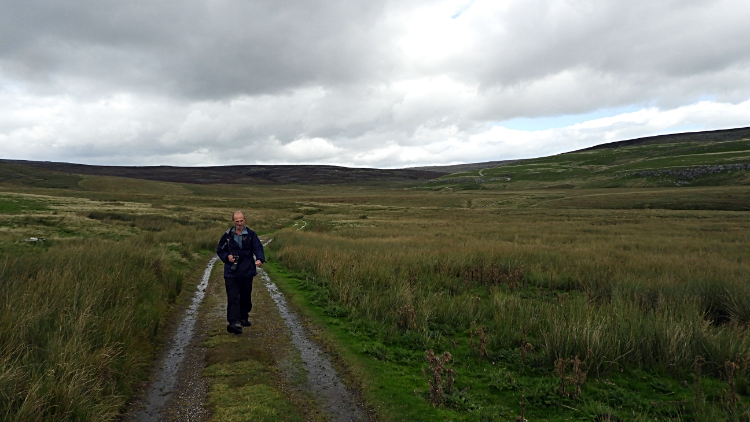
[0,160,443,186]
[577,126,750,152]
[429,126,750,189]
[3,126,750,189]
[407,160,517,174]
[415,127,750,175]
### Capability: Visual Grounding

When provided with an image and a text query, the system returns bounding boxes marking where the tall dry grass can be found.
[271,208,750,378]
[0,225,218,421]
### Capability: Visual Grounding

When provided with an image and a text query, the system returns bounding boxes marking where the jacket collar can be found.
[226,227,248,235]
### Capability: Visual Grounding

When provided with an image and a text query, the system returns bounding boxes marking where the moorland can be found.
[1,127,749,421]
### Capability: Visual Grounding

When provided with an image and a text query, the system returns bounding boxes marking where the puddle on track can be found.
[260,267,368,422]
[130,256,218,422]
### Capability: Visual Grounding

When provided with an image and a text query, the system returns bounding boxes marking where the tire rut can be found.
[261,267,369,421]
[124,257,218,422]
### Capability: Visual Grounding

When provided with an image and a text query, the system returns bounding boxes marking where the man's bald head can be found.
[232,211,246,232]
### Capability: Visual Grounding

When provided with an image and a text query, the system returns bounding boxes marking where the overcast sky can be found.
[1,0,749,168]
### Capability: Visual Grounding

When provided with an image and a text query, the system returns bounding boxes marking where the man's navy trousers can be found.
[215,227,266,325]
[224,276,253,324]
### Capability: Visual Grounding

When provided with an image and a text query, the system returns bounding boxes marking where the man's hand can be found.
[255,260,263,268]
[228,255,235,263]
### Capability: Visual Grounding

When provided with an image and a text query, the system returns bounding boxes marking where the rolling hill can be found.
[0,160,445,188]
[430,126,750,189]
[1,126,749,189]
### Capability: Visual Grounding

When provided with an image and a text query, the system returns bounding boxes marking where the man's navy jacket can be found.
[216,227,266,278]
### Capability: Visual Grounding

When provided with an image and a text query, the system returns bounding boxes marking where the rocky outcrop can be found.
[624,163,750,181]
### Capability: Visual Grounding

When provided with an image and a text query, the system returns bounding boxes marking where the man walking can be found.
[216,211,265,334]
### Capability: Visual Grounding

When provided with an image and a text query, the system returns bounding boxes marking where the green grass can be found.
[202,344,305,422]
[0,162,83,190]
[0,195,49,214]
[530,186,750,211]
[78,176,193,196]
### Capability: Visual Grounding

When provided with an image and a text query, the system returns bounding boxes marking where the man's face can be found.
[233,214,245,231]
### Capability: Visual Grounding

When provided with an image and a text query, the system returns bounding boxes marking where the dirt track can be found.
[123,242,370,421]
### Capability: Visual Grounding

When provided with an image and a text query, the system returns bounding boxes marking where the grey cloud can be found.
[474,0,750,81]
[0,0,391,99]
[4,0,749,108]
